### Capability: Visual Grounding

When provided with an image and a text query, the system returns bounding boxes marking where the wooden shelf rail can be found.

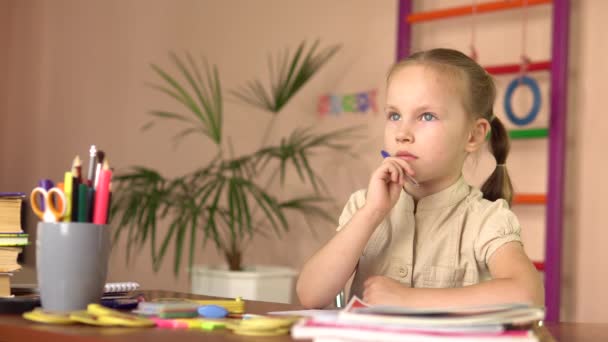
[485,61,551,75]
[509,128,548,139]
[407,0,553,23]
[514,194,547,205]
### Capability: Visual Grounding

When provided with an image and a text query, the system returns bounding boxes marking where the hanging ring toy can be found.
[503,75,541,126]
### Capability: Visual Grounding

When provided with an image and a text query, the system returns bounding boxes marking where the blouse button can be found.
[399,267,408,277]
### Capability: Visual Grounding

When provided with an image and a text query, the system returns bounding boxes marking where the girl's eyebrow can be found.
[385,104,438,113]
[384,105,400,112]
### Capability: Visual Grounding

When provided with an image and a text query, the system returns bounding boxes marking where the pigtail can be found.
[481,114,514,205]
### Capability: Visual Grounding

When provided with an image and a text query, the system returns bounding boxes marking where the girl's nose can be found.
[395,128,414,143]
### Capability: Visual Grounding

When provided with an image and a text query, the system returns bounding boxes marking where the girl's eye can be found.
[421,112,437,121]
[388,112,401,121]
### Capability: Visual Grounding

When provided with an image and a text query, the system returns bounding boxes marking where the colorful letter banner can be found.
[318,89,378,117]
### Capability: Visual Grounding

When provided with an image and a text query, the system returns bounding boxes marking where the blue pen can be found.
[380,150,420,187]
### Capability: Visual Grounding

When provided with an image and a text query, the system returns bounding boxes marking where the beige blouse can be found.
[336,176,522,299]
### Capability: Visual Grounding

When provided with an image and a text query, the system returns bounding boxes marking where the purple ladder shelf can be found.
[396,0,569,322]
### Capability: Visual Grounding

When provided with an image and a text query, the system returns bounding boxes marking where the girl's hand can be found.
[364,157,415,215]
[363,275,410,305]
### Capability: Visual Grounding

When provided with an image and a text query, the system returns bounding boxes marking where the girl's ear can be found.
[465,118,491,153]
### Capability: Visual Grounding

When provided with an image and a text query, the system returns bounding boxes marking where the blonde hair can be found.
[387,48,513,205]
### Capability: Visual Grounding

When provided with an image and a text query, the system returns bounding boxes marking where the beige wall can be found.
[1,0,606,322]
[2,0,48,276]
[0,2,6,145]
[562,0,608,323]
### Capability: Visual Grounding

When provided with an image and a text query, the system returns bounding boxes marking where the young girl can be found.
[297,48,544,309]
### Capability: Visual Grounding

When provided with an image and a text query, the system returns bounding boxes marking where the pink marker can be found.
[93,166,112,224]
[151,317,189,329]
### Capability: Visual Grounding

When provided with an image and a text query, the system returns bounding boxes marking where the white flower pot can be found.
[190,264,298,303]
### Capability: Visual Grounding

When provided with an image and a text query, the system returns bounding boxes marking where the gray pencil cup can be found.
[36,222,110,312]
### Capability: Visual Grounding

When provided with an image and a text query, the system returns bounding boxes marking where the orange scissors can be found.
[30,187,66,222]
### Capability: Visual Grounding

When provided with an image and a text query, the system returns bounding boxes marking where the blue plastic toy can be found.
[198,305,229,318]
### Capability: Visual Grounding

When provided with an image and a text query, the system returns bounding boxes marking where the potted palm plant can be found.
[110,40,358,302]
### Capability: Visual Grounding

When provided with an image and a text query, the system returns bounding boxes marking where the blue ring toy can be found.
[503,75,541,126]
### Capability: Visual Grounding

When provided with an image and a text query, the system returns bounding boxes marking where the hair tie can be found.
[496,164,506,167]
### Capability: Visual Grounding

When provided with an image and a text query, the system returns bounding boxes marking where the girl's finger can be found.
[389,160,406,182]
[387,158,419,187]
[381,159,411,186]
[377,163,388,181]
[391,158,415,177]
[389,164,399,183]
[387,160,403,185]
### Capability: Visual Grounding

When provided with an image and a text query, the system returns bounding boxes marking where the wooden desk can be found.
[544,322,608,342]
[0,290,605,342]
[0,290,297,342]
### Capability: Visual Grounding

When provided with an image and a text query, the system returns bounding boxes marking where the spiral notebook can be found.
[103,282,140,294]
[10,282,140,295]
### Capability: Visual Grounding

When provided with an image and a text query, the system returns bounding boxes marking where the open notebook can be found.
[338,296,545,327]
[291,296,545,342]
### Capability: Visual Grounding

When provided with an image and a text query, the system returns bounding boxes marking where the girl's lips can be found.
[397,155,417,161]
[396,152,418,161]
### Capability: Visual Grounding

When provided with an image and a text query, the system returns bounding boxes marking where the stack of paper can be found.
[0,193,27,297]
[291,296,545,342]
[0,193,25,234]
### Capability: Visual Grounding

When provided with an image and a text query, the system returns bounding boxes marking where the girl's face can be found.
[384,64,473,190]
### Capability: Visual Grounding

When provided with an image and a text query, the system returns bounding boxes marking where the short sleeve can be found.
[474,200,523,265]
[336,189,367,232]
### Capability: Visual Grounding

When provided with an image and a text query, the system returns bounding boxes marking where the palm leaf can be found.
[188,212,199,272]
[148,66,205,123]
[148,110,197,124]
[253,125,363,191]
[147,54,223,145]
[279,196,335,223]
[230,40,341,113]
[155,216,180,272]
[174,209,189,275]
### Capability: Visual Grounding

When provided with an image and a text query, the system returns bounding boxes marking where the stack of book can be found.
[0,193,28,297]
[291,296,546,342]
